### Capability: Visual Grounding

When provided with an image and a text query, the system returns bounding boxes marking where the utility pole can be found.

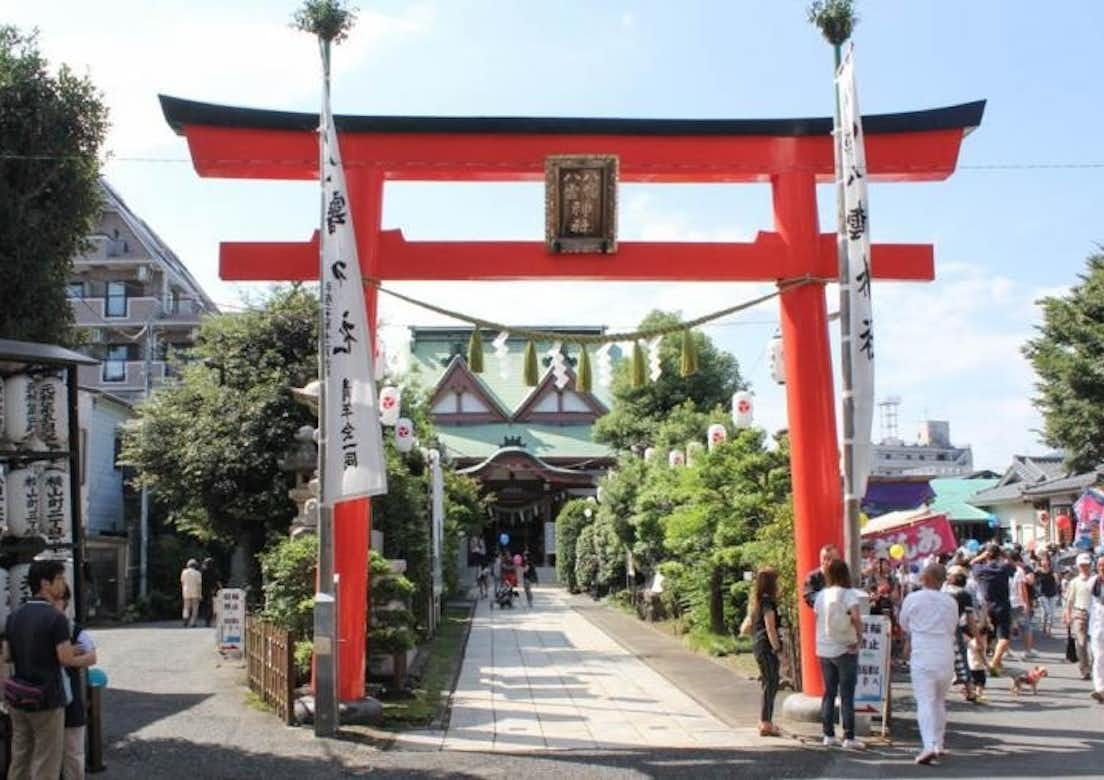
[138,310,157,598]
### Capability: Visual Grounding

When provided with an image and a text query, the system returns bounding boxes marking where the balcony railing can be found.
[71,296,208,327]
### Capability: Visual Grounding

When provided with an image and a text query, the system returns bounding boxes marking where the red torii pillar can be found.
[161,95,983,698]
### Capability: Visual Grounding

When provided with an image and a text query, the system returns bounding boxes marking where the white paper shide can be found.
[319,98,387,504]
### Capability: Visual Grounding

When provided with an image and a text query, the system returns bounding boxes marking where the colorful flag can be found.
[837,43,875,502]
[319,96,387,504]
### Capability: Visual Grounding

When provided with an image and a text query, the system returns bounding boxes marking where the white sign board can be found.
[854,614,890,714]
[217,588,246,655]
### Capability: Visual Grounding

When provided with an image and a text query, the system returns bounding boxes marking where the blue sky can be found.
[11,0,1104,469]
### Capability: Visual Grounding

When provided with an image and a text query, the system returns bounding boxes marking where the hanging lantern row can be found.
[464,329,705,391]
[2,373,68,449]
[0,463,72,545]
[375,385,416,453]
[640,392,755,468]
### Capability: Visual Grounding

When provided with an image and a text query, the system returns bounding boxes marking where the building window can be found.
[105,281,127,317]
[66,282,85,299]
[103,345,128,382]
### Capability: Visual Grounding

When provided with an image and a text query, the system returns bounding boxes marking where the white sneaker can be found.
[842,738,866,750]
[1023,649,1039,659]
[823,736,841,747]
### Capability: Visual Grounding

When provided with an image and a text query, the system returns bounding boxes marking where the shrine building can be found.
[407,326,616,567]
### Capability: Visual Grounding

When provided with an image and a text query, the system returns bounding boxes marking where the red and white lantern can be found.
[643,447,656,463]
[731,391,754,429]
[767,335,786,385]
[707,423,727,451]
[379,385,401,426]
[374,338,387,382]
[668,450,685,468]
[394,417,415,453]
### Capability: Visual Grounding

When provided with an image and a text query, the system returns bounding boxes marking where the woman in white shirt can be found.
[813,559,865,750]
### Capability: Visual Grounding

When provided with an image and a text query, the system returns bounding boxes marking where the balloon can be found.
[966,539,980,553]
[499,533,510,546]
[986,516,999,529]
[889,543,906,560]
[88,667,108,688]
[513,554,523,566]
[858,512,870,529]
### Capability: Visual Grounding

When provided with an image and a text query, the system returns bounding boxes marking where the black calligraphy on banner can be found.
[326,191,348,234]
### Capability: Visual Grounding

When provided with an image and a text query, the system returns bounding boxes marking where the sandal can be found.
[759,724,783,737]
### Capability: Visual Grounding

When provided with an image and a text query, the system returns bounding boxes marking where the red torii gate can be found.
[161,95,983,698]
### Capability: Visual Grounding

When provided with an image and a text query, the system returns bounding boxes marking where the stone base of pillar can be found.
[781,693,872,736]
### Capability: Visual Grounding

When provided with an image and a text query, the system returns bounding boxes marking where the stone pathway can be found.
[437,585,759,752]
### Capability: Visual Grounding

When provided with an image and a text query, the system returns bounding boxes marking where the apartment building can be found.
[67,180,218,400]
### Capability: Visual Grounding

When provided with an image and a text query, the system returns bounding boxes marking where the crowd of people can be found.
[748,537,1104,766]
[476,550,537,608]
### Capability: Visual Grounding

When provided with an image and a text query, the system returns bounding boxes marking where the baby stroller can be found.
[494,570,519,608]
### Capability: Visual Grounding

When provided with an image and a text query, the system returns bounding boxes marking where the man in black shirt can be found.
[4,559,82,779]
[971,544,1016,674]
[803,544,841,608]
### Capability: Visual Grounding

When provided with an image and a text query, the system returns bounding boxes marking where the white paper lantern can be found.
[379,385,401,426]
[732,391,754,429]
[40,465,71,546]
[686,441,703,466]
[768,335,786,385]
[9,563,31,611]
[0,465,7,535]
[7,467,40,537]
[394,417,415,453]
[5,375,38,444]
[668,450,685,468]
[0,568,9,629]
[707,423,728,451]
[37,376,67,448]
[643,447,656,463]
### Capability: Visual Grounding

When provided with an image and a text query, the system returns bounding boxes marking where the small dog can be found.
[1011,665,1048,695]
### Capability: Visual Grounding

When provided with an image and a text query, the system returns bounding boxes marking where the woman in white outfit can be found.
[899,562,959,766]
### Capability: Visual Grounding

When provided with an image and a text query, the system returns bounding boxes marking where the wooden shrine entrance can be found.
[161,95,983,696]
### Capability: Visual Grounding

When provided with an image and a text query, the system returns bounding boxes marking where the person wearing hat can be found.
[1065,552,1095,680]
[180,559,203,628]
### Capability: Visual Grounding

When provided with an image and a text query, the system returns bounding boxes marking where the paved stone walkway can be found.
[439,585,759,752]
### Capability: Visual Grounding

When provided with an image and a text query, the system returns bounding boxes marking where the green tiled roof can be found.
[930,477,999,521]
[436,423,614,461]
[407,327,617,413]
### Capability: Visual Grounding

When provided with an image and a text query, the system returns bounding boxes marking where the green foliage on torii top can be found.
[592,310,745,452]
[1023,252,1104,473]
[0,26,108,345]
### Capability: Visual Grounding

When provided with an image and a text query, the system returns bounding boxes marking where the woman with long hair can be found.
[750,566,784,737]
[813,559,865,750]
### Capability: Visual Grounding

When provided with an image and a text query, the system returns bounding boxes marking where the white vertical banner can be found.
[319,96,387,504]
[837,43,875,502]
[429,449,445,597]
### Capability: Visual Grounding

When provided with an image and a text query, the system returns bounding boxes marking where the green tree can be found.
[0,26,108,344]
[120,287,318,583]
[1023,254,1104,472]
[555,499,594,592]
[592,311,744,451]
